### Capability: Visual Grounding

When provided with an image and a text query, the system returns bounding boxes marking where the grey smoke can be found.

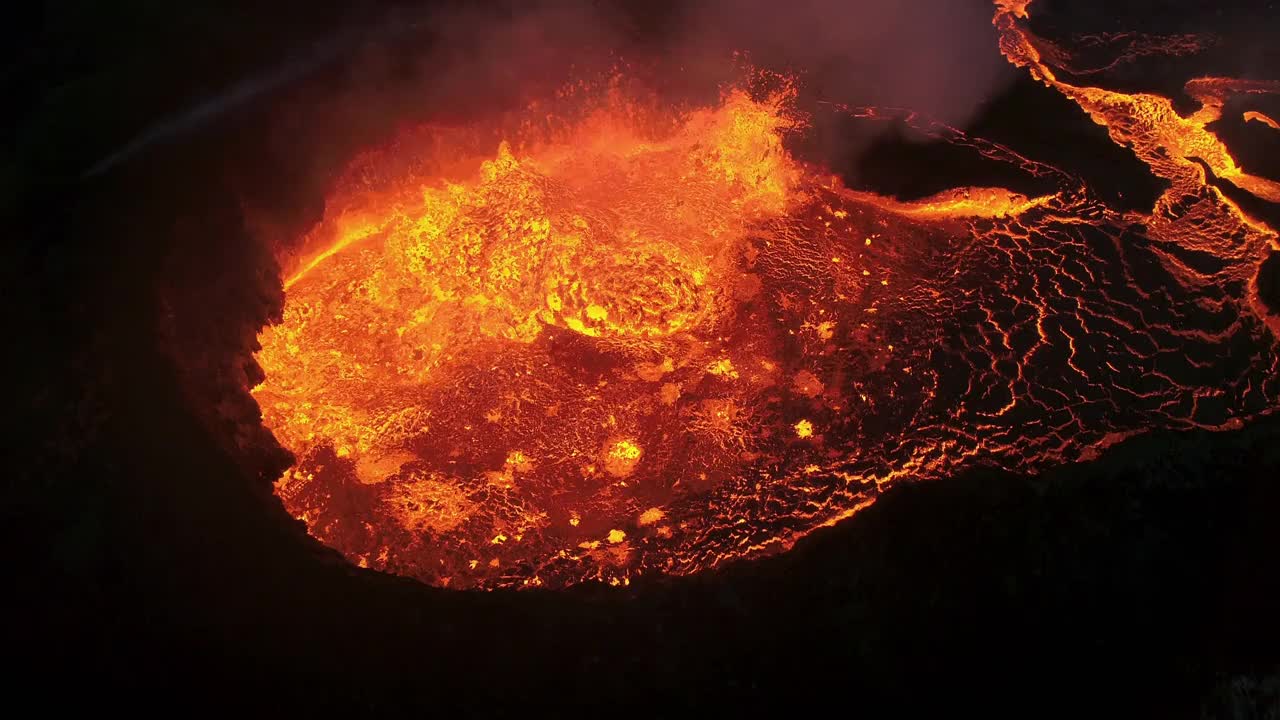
[83,0,1011,178]
[674,0,1013,125]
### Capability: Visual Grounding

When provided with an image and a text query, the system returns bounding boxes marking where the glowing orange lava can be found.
[1244,111,1280,132]
[254,2,1280,589]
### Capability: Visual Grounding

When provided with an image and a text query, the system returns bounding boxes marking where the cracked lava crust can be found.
[250,2,1280,589]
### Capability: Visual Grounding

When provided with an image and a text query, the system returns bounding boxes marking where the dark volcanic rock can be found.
[1209,94,1280,181]
[1259,250,1280,316]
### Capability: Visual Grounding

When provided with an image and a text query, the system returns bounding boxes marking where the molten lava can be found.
[254,1,1280,590]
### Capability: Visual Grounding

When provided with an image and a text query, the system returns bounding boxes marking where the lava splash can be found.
[253,3,1279,590]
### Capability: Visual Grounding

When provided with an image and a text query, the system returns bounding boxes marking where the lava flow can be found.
[253,2,1280,590]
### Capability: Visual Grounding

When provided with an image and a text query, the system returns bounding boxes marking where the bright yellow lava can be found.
[258,87,799,461]
[794,419,814,438]
[255,82,827,588]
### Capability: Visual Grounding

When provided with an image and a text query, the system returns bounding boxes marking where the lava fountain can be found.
[252,2,1280,590]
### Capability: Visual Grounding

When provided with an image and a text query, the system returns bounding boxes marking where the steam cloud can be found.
[85,0,1012,179]
[674,0,1014,124]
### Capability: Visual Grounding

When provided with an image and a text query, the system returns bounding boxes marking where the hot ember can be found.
[253,3,1280,589]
